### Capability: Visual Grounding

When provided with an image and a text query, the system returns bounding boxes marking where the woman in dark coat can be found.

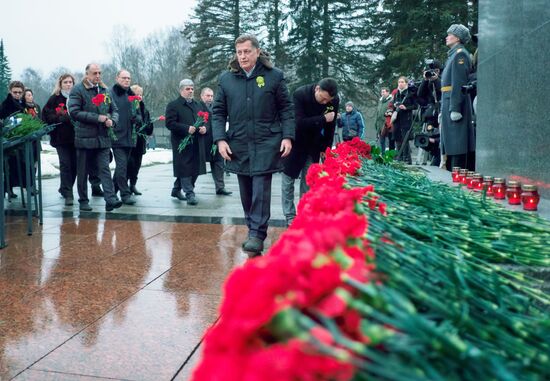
[127,85,153,195]
[43,74,77,205]
[392,76,416,164]
[165,79,207,204]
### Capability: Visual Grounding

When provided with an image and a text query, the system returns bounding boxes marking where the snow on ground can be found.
[40,142,173,178]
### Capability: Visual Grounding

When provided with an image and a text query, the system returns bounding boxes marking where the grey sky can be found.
[1,0,196,78]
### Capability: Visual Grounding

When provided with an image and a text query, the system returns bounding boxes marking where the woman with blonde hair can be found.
[43,73,77,205]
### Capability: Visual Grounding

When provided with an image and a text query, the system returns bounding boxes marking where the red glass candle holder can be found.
[452,167,461,183]
[521,185,540,211]
[506,180,521,205]
[493,178,506,200]
[471,174,483,191]
[483,176,494,197]
[458,169,468,184]
[463,171,475,186]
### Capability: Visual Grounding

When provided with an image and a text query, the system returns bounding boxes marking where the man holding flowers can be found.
[165,79,208,205]
[68,63,122,212]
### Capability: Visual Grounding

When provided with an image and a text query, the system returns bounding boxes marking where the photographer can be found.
[415,60,442,166]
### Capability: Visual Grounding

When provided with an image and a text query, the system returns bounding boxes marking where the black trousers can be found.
[127,147,144,186]
[112,147,132,199]
[55,145,77,198]
[237,173,273,241]
[210,153,225,192]
[76,148,117,204]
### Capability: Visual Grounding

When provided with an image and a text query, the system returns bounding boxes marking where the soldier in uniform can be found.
[440,24,475,170]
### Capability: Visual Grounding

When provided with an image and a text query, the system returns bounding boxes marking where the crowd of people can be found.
[0,24,476,255]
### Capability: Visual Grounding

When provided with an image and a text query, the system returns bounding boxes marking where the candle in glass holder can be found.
[452,167,461,182]
[506,180,521,205]
[493,178,506,199]
[458,169,468,183]
[472,174,484,191]
[521,185,540,211]
[463,171,475,186]
[483,176,494,197]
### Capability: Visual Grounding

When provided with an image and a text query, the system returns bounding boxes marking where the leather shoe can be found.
[65,197,74,206]
[121,197,136,205]
[216,188,232,196]
[79,203,92,211]
[105,200,123,211]
[130,185,142,195]
[171,189,186,201]
[91,185,104,197]
[242,237,264,254]
[187,195,198,205]
[7,189,17,199]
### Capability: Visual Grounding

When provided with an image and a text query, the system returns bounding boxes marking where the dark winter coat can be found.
[440,44,474,155]
[391,88,416,142]
[67,79,119,149]
[0,93,24,121]
[111,84,140,148]
[374,95,393,135]
[338,109,364,140]
[134,100,153,156]
[212,57,294,176]
[283,84,339,179]
[165,97,207,178]
[43,93,74,147]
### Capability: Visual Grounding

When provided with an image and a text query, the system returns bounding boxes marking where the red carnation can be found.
[91,93,106,107]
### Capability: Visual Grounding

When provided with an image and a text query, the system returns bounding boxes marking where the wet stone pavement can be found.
[0,163,287,380]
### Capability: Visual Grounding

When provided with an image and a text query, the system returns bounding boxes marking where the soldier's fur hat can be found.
[447,24,471,44]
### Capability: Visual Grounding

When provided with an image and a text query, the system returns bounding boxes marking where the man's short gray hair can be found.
[179,79,194,90]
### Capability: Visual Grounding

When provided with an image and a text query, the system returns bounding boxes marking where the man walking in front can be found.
[282,78,339,227]
[212,34,294,255]
[200,87,231,196]
[68,63,122,212]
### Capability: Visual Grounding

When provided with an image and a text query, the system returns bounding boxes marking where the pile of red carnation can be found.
[192,138,384,381]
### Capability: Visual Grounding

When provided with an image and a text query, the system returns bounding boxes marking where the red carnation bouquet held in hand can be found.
[55,103,67,115]
[178,110,209,152]
[91,93,117,141]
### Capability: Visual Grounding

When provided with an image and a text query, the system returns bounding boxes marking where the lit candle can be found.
[506,180,521,205]
[471,174,483,191]
[521,185,540,211]
[483,176,494,197]
[452,167,461,183]
[463,171,475,186]
[458,169,468,184]
[493,178,506,200]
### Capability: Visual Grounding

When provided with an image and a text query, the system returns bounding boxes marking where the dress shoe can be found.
[121,196,136,205]
[7,190,17,199]
[91,185,104,197]
[105,200,123,211]
[216,188,233,196]
[242,237,264,254]
[65,197,74,206]
[171,189,186,201]
[187,195,198,205]
[130,185,142,195]
[79,203,93,211]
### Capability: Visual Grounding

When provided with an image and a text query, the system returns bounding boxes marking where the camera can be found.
[414,133,430,148]
[425,70,437,79]
[462,80,477,95]
[424,59,441,80]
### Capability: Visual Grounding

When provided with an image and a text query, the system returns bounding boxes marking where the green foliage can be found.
[0,39,12,101]
[4,113,46,140]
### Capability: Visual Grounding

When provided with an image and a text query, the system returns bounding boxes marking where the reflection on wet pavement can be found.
[0,215,284,380]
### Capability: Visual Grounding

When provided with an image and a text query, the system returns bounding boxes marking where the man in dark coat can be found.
[212,34,294,254]
[165,79,208,205]
[440,24,474,170]
[0,81,25,198]
[200,87,231,196]
[111,69,139,205]
[281,78,339,226]
[68,63,122,212]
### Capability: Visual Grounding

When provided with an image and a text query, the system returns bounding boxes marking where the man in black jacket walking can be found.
[282,78,339,226]
[213,34,294,254]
